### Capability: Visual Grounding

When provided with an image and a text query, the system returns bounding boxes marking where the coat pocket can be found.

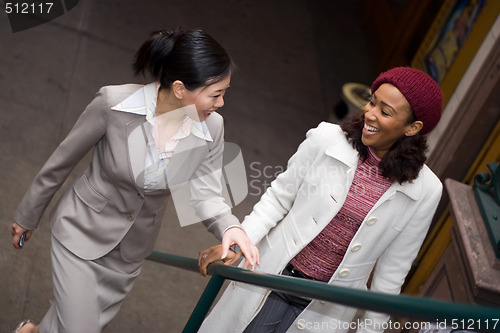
[73,174,109,213]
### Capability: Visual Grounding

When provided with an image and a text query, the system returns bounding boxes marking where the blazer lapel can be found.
[111,82,213,194]
[165,134,208,190]
[111,83,154,193]
[125,118,149,192]
[111,82,156,116]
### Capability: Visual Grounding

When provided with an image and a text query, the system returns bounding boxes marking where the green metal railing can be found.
[146,251,500,333]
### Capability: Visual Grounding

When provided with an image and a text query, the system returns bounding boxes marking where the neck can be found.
[155,87,185,120]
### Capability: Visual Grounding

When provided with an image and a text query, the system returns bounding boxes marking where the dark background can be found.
[0,1,381,331]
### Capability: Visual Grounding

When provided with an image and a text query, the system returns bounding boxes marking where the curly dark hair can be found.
[340,112,428,184]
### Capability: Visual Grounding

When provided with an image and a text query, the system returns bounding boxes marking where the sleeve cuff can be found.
[223,224,243,234]
[202,213,239,240]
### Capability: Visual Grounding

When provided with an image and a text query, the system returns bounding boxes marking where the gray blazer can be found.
[14,84,238,262]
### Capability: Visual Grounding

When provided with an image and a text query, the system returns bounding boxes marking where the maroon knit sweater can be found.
[290,148,392,282]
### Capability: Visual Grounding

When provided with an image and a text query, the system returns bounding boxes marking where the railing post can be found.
[182,273,225,333]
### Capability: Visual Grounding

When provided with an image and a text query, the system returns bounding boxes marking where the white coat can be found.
[199,122,442,333]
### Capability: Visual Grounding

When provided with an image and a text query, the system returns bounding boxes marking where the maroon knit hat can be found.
[371,67,442,135]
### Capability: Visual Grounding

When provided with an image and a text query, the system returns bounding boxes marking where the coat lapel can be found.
[324,137,359,170]
[325,136,423,203]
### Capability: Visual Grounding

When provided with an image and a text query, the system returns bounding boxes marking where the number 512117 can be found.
[5,2,54,14]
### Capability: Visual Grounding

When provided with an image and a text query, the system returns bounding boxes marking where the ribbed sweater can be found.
[290,148,392,282]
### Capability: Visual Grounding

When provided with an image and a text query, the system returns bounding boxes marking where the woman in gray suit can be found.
[11,28,259,333]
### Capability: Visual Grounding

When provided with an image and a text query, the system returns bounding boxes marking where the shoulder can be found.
[96,83,144,108]
[418,165,441,186]
[419,164,443,191]
[99,83,143,94]
[404,165,442,203]
[303,121,348,152]
[307,122,345,141]
[204,111,224,137]
[205,111,223,126]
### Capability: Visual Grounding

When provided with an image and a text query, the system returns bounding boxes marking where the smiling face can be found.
[361,83,423,158]
[181,75,231,121]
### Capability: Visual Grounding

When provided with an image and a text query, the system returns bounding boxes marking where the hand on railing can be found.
[198,244,242,276]
[220,227,260,270]
[148,251,500,333]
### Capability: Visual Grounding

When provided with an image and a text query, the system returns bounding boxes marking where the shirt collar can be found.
[111,82,212,142]
[167,111,213,142]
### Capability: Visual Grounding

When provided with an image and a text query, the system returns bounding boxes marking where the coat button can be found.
[297,321,305,329]
[127,215,134,222]
[366,217,377,225]
[338,268,350,277]
[351,244,362,252]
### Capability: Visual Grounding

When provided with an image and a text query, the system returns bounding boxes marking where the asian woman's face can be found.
[181,75,231,122]
[361,83,422,158]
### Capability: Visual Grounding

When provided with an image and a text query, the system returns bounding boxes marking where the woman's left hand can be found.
[198,244,242,276]
[221,227,259,271]
[11,222,32,249]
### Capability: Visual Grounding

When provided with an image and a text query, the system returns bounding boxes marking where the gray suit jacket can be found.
[14,84,238,262]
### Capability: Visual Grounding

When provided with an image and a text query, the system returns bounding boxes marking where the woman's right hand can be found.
[198,244,242,277]
[11,222,32,249]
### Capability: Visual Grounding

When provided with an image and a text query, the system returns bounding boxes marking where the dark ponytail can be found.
[133,28,233,91]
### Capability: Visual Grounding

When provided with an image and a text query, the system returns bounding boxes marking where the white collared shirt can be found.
[111,82,212,191]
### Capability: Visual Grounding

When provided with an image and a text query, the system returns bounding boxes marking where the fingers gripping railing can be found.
[146,251,500,333]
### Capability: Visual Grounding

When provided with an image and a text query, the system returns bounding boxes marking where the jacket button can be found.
[338,268,350,277]
[297,321,305,329]
[366,217,377,225]
[351,244,362,252]
[127,215,134,222]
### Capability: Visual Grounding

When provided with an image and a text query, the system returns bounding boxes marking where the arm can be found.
[190,119,237,236]
[359,176,443,333]
[188,115,259,267]
[241,123,328,245]
[13,87,109,232]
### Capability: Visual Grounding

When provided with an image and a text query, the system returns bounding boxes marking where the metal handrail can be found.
[146,251,500,333]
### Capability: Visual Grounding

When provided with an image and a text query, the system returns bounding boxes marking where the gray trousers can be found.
[38,235,143,333]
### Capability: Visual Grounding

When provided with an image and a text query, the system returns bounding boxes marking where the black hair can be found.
[340,112,428,184]
[133,28,233,91]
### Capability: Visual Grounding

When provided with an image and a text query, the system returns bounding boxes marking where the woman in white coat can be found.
[198,67,443,333]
